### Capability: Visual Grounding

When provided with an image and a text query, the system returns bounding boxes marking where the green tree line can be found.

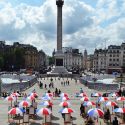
[0,47,25,71]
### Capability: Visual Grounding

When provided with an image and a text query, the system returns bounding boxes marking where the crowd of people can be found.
[61,80,70,86]
[38,77,66,97]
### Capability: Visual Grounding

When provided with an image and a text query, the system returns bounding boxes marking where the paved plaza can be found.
[0,77,119,125]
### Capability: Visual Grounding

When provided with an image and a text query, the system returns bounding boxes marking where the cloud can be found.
[63,0,94,34]
[0,0,125,55]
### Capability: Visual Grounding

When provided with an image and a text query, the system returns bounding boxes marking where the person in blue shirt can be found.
[80,88,83,93]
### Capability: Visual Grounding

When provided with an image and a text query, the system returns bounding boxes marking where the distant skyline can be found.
[0,0,125,55]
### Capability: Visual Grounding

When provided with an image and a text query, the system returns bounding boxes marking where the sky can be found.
[0,0,125,55]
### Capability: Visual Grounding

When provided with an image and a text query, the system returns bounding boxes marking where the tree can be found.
[0,56,4,70]
[3,49,15,71]
[3,47,25,71]
[14,47,25,70]
[49,56,55,65]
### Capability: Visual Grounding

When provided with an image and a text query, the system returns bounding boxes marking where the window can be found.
[117,59,119,61]
[109,64,112,66]
[109,59,112,61]
[110,54,112,57]
[113,59,115,61]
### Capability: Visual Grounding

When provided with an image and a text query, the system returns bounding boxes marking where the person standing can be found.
[80,104,85,117]
[49,83,51,89]
[66,81,67,86]
[58,89,61,95]
[52,82,54,88]
[112,117,118,125]
[68,81,69,86]
[45,84,47,89]
[64,81,65,86]
[61,81,63,86]
[40,82,43,89]
[55,88,58,97]
[80,88,83,93]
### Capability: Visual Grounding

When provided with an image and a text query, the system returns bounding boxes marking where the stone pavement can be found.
[0,77,113,125]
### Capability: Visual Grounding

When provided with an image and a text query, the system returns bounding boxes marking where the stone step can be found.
[50,66,70,74]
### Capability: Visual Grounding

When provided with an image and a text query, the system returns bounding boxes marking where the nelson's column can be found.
[50,0,69,74]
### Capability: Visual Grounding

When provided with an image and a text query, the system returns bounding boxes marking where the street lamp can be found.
[120,73,123,89]
[0,78,1,97]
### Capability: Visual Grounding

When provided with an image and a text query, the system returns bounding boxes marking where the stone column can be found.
[56,0,64,52]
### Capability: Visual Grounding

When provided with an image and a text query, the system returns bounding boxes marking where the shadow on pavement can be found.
[9,123,17,125]
[52,115,60,120]
[52,123,60,125]
[30,123,41,125]
[72,116,77,121]
[34,116,43,120]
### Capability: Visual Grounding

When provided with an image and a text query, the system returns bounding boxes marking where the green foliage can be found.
[14,47,25,69]
[2,47,25,71]
[49,56,55,65]
[0,56,4,70]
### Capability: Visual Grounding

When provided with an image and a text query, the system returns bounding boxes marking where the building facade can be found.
[106,45,121,73]
[38,50,47,68]
[92,43,125,73]
[86,54,94,71]
[62,47,83,69]
[13,42,39,70]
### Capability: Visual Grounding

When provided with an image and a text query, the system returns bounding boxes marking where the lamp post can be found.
[120,73,123,89]
[0,78,1,97]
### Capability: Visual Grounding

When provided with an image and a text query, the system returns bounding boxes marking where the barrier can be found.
[79,78,119,91]
[1,77,37,92]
